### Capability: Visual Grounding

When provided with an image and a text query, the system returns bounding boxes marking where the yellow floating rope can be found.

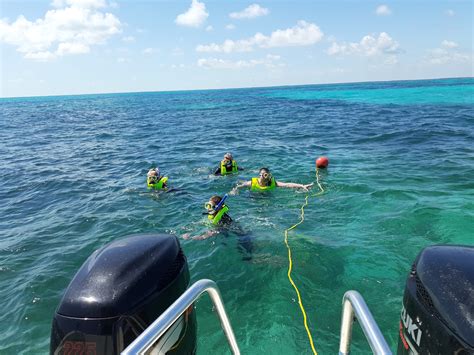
[284,168,325,355]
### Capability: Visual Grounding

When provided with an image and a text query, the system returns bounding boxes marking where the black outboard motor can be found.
[398,245,474,354]
[50,234,196,354]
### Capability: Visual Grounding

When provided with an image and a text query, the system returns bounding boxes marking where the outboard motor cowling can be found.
[50,234,196,354]
[398,245,474,354]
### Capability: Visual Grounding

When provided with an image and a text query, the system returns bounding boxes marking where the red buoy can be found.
[316,156,329,169]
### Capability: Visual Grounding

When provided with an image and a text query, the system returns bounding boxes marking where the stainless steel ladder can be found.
[122,279,240,355]
[339,290,392,354]
[122,280,392,354]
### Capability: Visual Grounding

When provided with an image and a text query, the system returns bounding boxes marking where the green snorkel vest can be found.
[251,177,276,191]
[220,160,238,175]
[147,176,168,190]
[208,205,229,225]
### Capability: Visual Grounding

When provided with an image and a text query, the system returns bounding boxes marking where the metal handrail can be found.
[339,290,392,355]
[122,279,240,355]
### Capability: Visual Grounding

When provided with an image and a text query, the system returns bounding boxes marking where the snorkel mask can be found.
[223,153,233,166]
[147,168,160,184]
[204,194,228,214]
[147,175,158,184]
[260,171,272,183]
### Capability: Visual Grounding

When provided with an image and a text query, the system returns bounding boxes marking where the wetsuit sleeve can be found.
[214,167,221,176]
[221,213,233,225]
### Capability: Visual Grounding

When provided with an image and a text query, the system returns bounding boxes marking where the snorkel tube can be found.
[207,194,230,225]
[202,194,229,215]
[214,194,228,211]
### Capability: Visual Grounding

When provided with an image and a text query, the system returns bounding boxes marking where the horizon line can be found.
[1,75,472,100]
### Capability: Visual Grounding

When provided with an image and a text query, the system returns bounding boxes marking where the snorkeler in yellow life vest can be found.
[231,167,313,193]
[182,195,233,241]
[214,152,244,176]
[147,168,168,190]
[220,159,238,175]
[251,171,276,191]
[205,194,232,226]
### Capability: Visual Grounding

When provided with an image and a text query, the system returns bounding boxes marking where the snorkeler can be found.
[184,195,232,241]
[182,194,253,259]
[205,194,232,226]
[147,167,168,190]
[182,195,230,239]
[214,152,244,176]
[231,167,313,193]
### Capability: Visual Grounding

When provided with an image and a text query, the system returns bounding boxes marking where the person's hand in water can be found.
[302,182,314,191]
[182,230,218,240]
[230,181,251,195]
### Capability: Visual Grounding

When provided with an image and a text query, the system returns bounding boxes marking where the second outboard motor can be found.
[50,234,196,354]
[398,245,474,354]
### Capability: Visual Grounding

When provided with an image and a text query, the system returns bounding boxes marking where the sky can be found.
[0,0,472,97]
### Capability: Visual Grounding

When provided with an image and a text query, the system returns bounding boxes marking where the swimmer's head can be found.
[205,195,223,215]
[222,153,233,166]
[147,168,159,183]
[259,167,272,184]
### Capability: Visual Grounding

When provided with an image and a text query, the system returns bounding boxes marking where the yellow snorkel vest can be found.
[208,205,229,225]
[220,160,238,175]
[251,177,276,191]
[147,176,168,190]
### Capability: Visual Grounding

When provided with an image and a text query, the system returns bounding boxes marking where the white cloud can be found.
[175,0,208,28]
[0,0,121,61]
[196,20,323,53]
[375,5,392,16]
[426,43,470,65]
[445,9,455,16]
[327,32,400,58]
[117,57,129,63]
[205,25,213,32]
[197,54,281,69]
[197,39,253,53]
[441,40,458,48]
[56,42,90,55]
[122,35,135,42]
[229,4,269,19]
[226,24,236,30]
[427,49,470,65]
[265,21,323,47]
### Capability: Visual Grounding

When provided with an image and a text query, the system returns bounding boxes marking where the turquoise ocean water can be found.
[1,78,473,354]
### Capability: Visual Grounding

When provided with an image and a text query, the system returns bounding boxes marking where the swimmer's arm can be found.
[230,180,251,195]
[276,181,314,191]
[183,230,218,240]
[213,167,221,176]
